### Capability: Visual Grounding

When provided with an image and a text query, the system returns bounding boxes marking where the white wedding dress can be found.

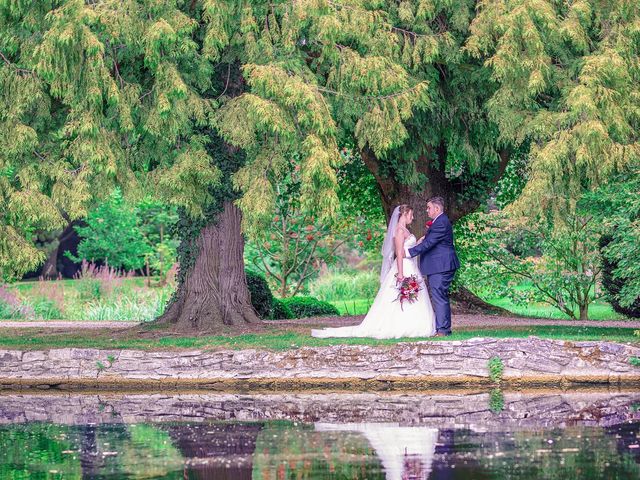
[312,234,436,339]
[315,422,438,480]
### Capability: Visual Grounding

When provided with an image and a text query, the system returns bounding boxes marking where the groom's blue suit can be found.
[408,213,459,335]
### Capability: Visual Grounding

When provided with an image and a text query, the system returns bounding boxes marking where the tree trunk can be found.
[361,146,510,235]
[579,303,589,321]
[40,221,78,279]
[40,243,60,279]
[361,146,512,315]
[157,201,260,332]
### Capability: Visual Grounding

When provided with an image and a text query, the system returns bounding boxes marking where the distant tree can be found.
[66,188,150,271]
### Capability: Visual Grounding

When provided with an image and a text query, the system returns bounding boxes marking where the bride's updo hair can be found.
[397,204,413,219]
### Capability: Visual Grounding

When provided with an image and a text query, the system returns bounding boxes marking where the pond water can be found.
[0,390,638,479]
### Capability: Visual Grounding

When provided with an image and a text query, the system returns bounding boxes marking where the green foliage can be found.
[457,211,603,319]
[66,188,151,271]
[245,270,274,319]
[630,357,640,367]
[0,284,32,319]
[2,276,172,322]
[270,298,294,320]
[600,235,640,318]
[0,1,219,280]
[467,1,640,220]
[137,197,179,279]
[494,146,530,209]
[488,356,504,383]
[335,148,386,254]
[309,269,379,302]
[583,172,640,316]
[281,296,340,318]
[489,388,505,413]
[244,158,346,297]
[332,298,375,316]
[30,297,62,320]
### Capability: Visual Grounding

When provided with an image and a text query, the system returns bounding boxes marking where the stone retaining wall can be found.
[1,337,640,389]
[1,391,639,429]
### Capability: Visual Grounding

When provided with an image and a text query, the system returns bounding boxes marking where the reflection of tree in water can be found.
[0,423,82,478]
[439,424,640,479]
[252,421,386,479]
[606,422,640,465]
[0,423,186,479]
[79,424,105,476]
[163,422,264,480]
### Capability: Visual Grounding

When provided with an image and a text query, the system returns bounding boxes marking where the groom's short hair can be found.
[427,196,445,211]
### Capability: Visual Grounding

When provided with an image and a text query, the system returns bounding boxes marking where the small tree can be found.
[66,189,150,272]
[244,162,344,297]
[458,211,602,320]
[137,198,179,286]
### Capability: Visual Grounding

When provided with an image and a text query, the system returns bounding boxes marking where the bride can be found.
[312,205,436,339]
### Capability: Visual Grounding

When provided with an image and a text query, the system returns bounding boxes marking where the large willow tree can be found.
[0,0,340,331]
[222,0,638,229]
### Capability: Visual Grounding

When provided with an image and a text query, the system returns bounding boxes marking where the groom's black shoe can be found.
[435,332,448,337]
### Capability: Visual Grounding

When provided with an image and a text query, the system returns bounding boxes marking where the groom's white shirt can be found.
[405,212,443,258]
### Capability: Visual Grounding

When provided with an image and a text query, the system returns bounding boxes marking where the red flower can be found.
[394,274,423,311]
[306,234,314,241]
[425,220,433,228]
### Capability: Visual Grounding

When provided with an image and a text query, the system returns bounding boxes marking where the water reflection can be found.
[315,423,437,480]
[0,391,639,479]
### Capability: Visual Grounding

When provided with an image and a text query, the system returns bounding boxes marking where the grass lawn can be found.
[1,324,638,351]
[485,296,623,320]
[330,295,625,321]
[330,298,374,316]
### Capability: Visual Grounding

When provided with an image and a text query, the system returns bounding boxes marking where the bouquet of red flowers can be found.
[394,274,422,311]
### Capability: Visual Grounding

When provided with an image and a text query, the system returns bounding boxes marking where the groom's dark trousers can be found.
[427,270,456,335]
[408,213,459,335]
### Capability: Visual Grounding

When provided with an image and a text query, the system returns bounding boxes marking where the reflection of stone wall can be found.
[1,337,640,389]
[0,391,639,430]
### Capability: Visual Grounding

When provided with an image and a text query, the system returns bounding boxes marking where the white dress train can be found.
[315,422,438,480]
[312,235,436,339]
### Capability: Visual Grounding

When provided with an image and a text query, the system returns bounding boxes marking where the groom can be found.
[405,197,459,336]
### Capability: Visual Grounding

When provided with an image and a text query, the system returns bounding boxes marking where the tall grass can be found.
[0,284,35,319]
[309,269,379,302]
[66,284,173,322]
[2,262,174,322]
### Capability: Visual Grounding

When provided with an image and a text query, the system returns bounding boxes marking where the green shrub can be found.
[83,297,161,322]
[600,234,640,318]
[0,301,21,319]
[281,296,340,318]
[488,356,504,383]
[309,269,379,301]
[489,388,505,413]
[270,298,294,320]
[31,298,63,320]
[245,271,274,319]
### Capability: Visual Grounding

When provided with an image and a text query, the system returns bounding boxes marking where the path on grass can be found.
[1,314,639,330]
